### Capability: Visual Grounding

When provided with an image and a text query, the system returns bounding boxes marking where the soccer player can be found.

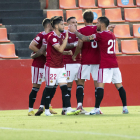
[31,16,80,116]
[61,17,88,115]
[71,10,101,113]
[69,16,129,115]
[28,18,57,116]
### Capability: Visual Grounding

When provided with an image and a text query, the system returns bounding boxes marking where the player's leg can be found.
[76,65,90,110]
[91,64,103,114]
[35,84,58,116]
[85,68,112,115]
[43,66,58,116]
[113,68,128,114]
[58,67,80,115]
[28,66,43,116]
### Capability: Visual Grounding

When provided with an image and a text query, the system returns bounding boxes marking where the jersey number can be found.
[107,40,116,54]
[91,40,97,48]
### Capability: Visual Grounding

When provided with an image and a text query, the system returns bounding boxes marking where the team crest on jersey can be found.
[53,38,57,42]
[62,73,67,77]
[36,36,40,41]
[39,79,42,82]
[67,77,70,80]
[50,80,53,83]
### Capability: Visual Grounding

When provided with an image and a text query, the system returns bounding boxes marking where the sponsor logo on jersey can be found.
[53,38,57,42]
[36,36,40,41]
[62,73,67,77]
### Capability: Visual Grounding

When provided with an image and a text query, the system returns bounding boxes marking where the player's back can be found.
[32,31,46,68]
[95,30,118,68]
[46,31,65,68]
[79,25,100,65]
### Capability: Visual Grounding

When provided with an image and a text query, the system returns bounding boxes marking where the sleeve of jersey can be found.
[92,33,101,42]
[33,33,43,44]
[49,36,60,46]
[42,35,47,45]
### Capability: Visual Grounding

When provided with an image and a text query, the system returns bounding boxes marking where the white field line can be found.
[0,127,140,139]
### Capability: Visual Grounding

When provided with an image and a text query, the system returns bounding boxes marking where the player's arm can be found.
[29,40,39,52]
[65,41,78,49]
[68,25,94,42]
[72,39,83,61]
[63,50,73,55]
[31,45,46,59]
[53,31,68,53]
[108,24,116,30]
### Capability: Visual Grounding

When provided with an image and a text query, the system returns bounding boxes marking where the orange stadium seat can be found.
[124,8,140,22]
[113,24,133,38]
[66,10,84,23]
[136,0,140,6]
[47,10,64,18]
[98,0,117,8]
[117,0,136,7]
[0,28,10,43]
[105,8,125,22]
[79,0,98,9]
[59,0,79,9]
[90,9,102,23]
[0,44,18,58]
[115,40,122,55]
[133,24,140,38]
[121,40,140,54]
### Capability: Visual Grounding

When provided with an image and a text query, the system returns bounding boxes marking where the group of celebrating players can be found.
[28,10,129,116]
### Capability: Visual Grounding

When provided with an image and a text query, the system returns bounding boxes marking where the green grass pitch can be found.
[0,106,140,140]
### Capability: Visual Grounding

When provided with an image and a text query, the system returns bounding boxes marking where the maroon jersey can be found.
[62,30,81,64]
[46,31,65,68]
[32,31,46,68]
[79,25,100,65]
[94,30,118,68]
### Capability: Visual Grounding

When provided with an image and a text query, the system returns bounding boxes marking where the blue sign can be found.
[138,27,140,34]
[121,0,129,5]
[93,12,98,20]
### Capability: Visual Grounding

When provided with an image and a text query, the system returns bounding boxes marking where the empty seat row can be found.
[46,8,140,23]
[116,40,140,55]
[58,0,140,9]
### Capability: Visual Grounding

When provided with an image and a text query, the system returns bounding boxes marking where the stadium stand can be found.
[124,8,140,22]
[113,24,133,38]
[90,9,102,23]
[66,9,84,23]
[47,10,64,18]
[78,0,98,9]
[136,0,140,6]
[115,40,122,55]
[98,0,117,8]
[0,28,10,42]
[121,40,140,54]
[0,44,18,58]
[59,0,79,9]
[133,24,140,38]
[105,8,125,22]
[117,0,136,7]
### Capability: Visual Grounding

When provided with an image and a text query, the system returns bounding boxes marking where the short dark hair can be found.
[67,16,76,23]
[98,16,110,27]
[42,18,51,27]
[50,16,63,28]
[83,10,94,23]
